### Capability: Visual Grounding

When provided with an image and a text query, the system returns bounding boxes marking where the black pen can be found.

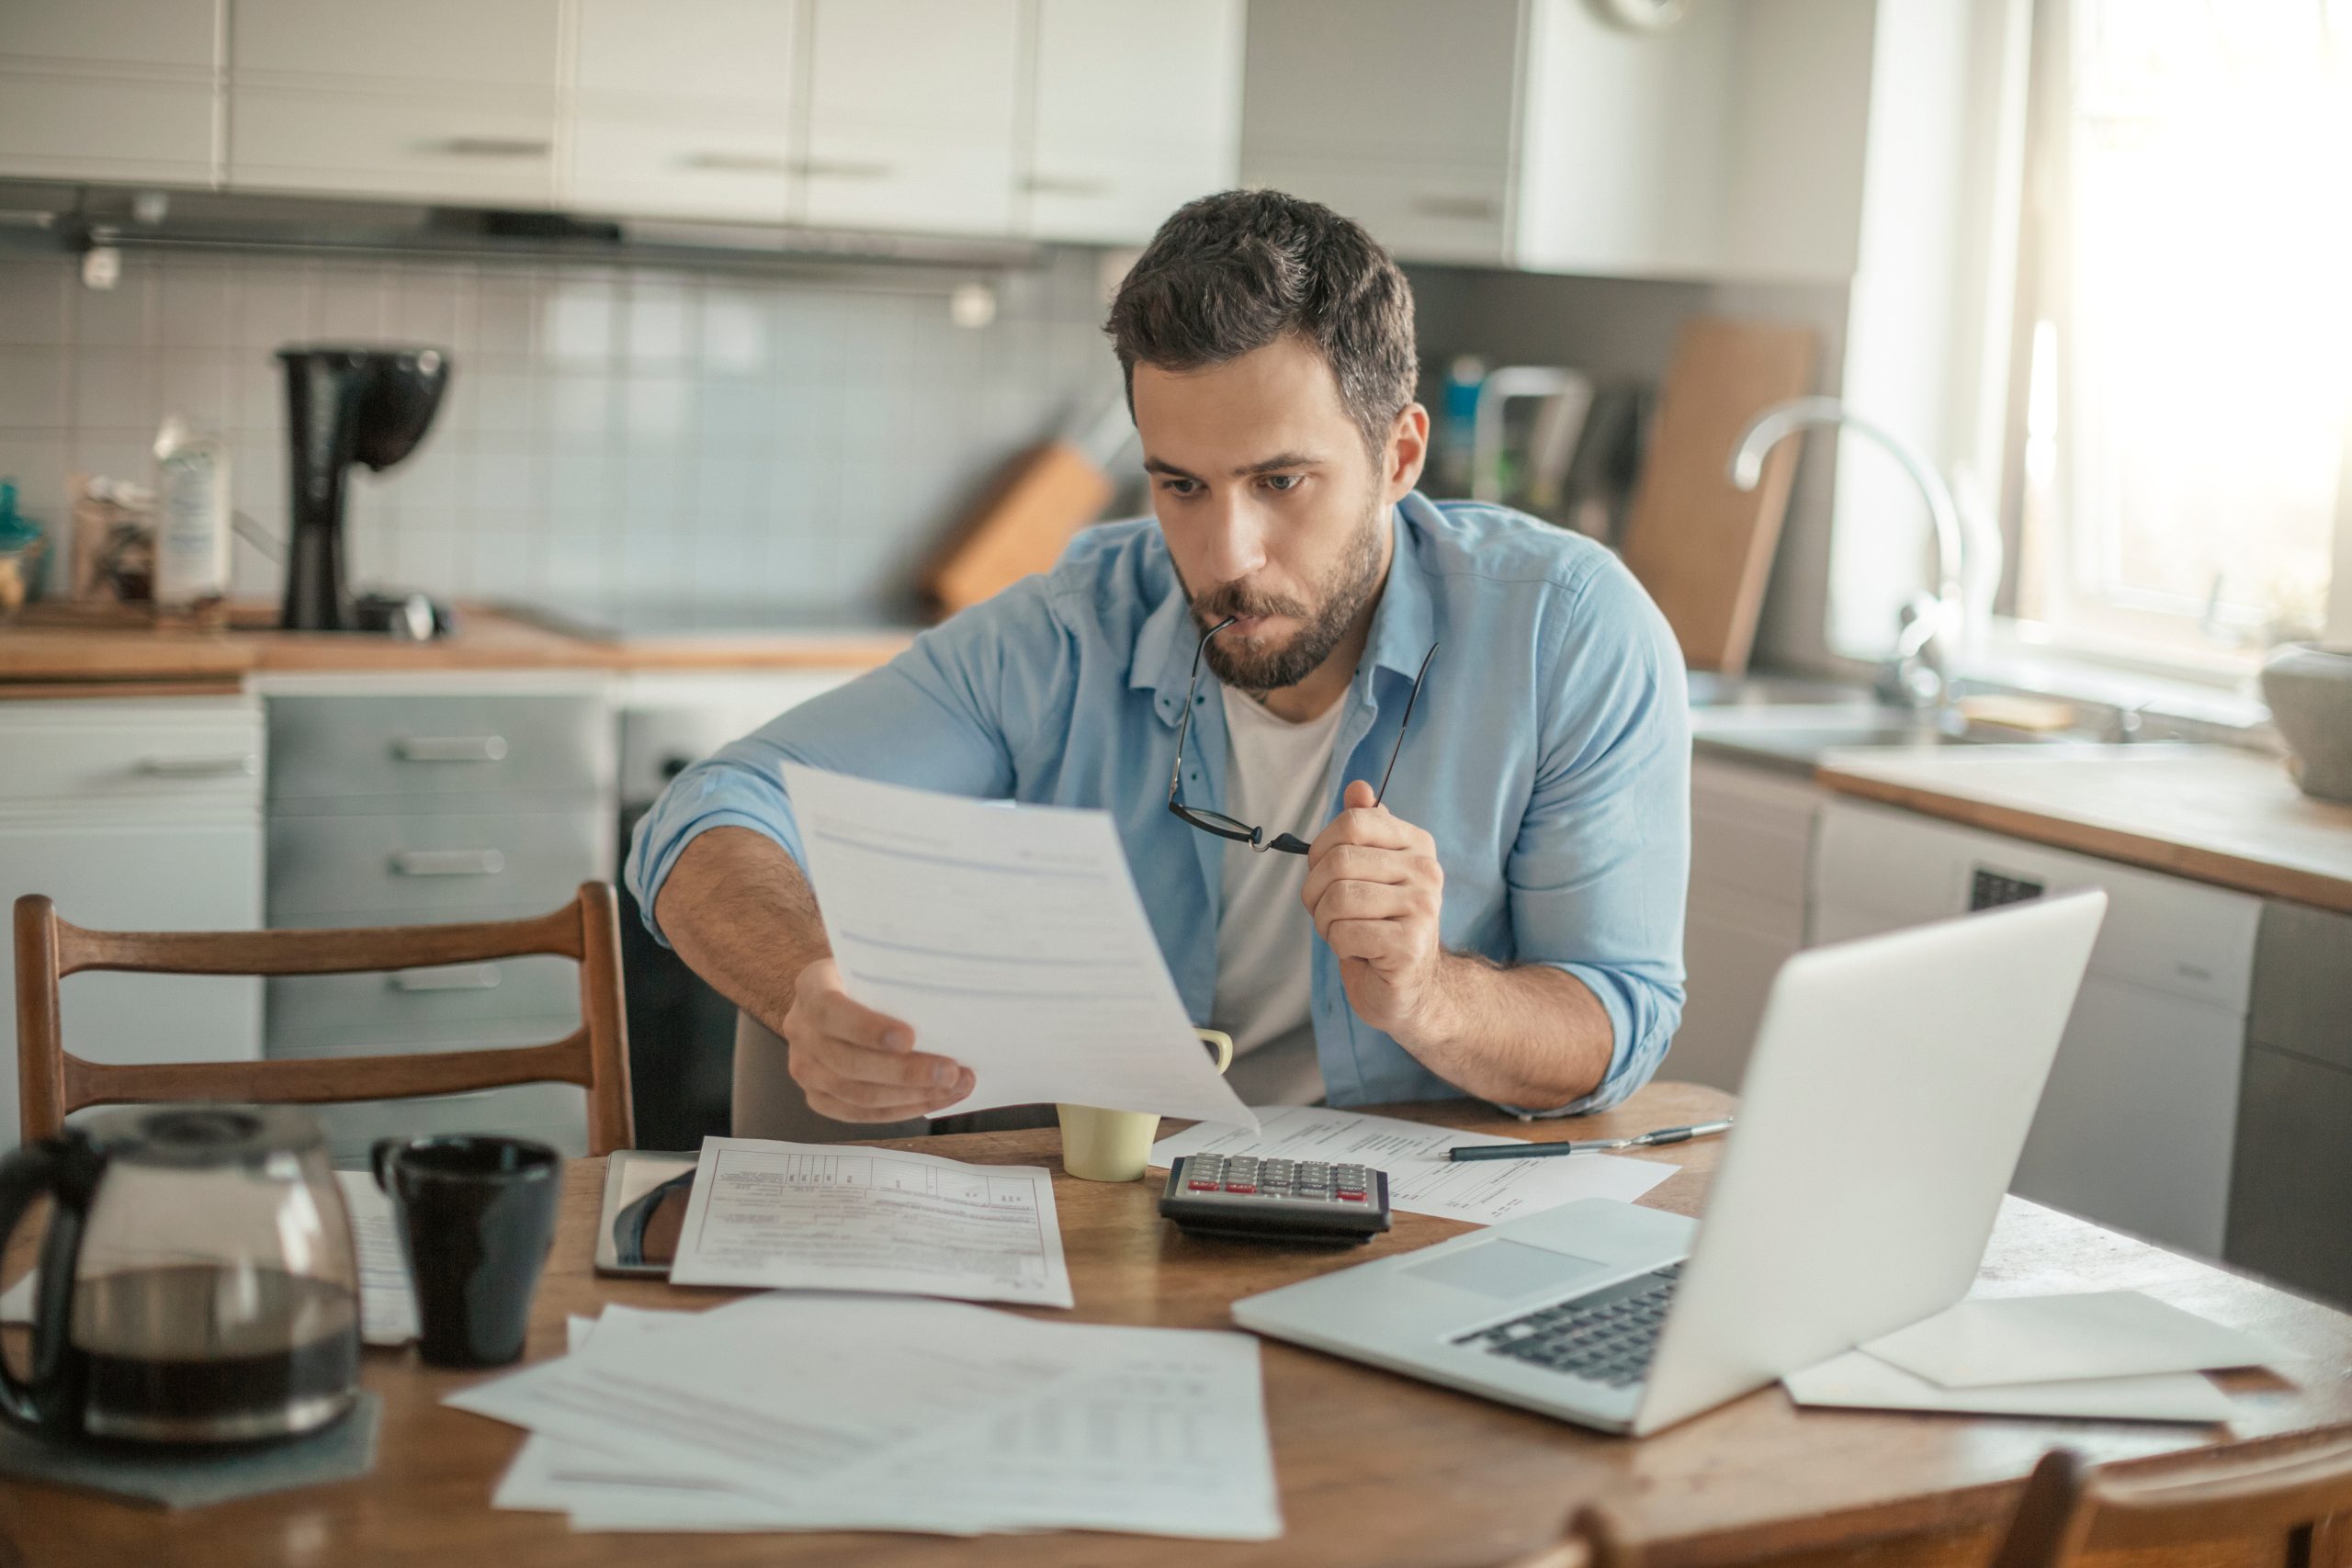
[1448,1117,1735,1162]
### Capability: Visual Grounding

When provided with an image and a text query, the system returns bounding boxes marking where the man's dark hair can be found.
[1105,189,1418,454]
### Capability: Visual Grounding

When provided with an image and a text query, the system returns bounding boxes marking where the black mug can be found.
[370,1135,561,1369]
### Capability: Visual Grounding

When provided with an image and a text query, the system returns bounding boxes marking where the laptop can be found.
[1230,891,2109,1437]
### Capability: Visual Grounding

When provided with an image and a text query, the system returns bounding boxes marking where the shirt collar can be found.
[1133,492,1440,726]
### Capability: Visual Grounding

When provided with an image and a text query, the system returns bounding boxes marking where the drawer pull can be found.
[135,754,259,778]
[680,151,794,175]
[394,736,509,762]
[390,964,503,992]
[1022,174,1112,197]
[801,157,895,180]
[1410,193,1500,220]
[437,136,552,159]
[390,849,506,877]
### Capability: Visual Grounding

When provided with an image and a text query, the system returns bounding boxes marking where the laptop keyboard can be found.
[1450,1262,1682,1387]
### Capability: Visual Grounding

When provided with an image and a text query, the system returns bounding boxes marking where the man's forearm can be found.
[651,826,831,1032]
[1395,955,1614,1111]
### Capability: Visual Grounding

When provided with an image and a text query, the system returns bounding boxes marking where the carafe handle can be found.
[0,1136,90,1431]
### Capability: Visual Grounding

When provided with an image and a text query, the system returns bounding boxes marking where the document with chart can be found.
[781,763,1258,1130]
[666,1136,1075,1308]
[1150,1104,1676,1225]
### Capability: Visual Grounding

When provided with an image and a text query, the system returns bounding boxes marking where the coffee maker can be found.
[278,345,451,634]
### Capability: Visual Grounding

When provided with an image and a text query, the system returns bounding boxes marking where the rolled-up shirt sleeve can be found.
[1499,560,1690,1117]
[623,577,1060,946]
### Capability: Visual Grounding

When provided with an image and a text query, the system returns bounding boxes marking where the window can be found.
[2003,0,2350,671]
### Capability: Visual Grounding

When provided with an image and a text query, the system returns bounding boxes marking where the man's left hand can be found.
[1301,779,1452,1045]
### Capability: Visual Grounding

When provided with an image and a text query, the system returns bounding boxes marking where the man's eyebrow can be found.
[1235,451,1321,477]
[1141,457,1199,479]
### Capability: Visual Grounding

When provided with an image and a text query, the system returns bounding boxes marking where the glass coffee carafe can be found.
[0,1104,362,1444]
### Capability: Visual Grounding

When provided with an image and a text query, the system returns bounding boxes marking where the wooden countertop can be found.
[11,1082,2352,1568]
[1817,744,2352,914]
[0,602,913,686]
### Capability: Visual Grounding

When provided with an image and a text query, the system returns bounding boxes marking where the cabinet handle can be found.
[680,151,794,175]
[390,964,503,992]
[390,849,506,877]
[1022,175,1112,197]
[135,754,258,778]
[801,158,895,180]
[436,137,552,159]
[394,735,509,762]
[1411,194,1500,220]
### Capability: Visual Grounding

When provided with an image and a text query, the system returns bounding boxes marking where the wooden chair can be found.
[1989,1438,2352,1568]
[14,882,634,1155]
[1496,1503,1644,1568]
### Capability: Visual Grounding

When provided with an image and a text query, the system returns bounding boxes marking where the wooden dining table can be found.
[4,1079,2349,1568]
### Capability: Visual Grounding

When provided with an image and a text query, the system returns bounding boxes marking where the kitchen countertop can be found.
[0,601,916,688]
[1817,744,2352,915]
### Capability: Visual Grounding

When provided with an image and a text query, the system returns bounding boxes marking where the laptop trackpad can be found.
[1403,1239,1612,1300]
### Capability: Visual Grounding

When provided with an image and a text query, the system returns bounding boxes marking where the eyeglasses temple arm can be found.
[1372,643,1440,807]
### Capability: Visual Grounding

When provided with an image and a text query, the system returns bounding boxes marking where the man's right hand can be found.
[782,959,975,1122]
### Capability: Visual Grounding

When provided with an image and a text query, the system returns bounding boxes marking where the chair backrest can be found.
[1493,1504,1644,1568]
[1991,1438,2352,1568]
[14,882,634,1156]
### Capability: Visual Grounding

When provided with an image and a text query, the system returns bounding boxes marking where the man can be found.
[626,190,1689,1132]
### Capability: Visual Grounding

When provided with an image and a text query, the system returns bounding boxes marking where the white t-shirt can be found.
[1211,685,1347,1106]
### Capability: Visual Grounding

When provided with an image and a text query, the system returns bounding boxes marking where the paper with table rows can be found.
[457,1295,1283,1540]
[781,763,1257,1130]
[1150,1104,1675,1226]
[664,1135,1075,1309]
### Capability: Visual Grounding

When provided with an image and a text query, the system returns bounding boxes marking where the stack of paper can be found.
[449,1293,1283,1540]
[1150,1104,1677,1226]
[1784,1291,2282,1423]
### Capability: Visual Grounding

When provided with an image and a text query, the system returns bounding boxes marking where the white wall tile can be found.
[156,265,240,351]
[545,281,617,367]
[0,263,68,346]
[70,265,154,349]
[74,350,157,433]
[0,347,66,429]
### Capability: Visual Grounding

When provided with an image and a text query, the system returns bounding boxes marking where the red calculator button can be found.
[1337,1190,1366,1201]
[1224,1183,1257,1194]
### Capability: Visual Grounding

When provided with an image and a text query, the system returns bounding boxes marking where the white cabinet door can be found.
[1239,0,1519,265]
[1023,0,1243,245]
[566,0,800,222]
[0,822,265,1155]
[799,0,1022,236]
[0,0,219,185]
[228,0,560,205]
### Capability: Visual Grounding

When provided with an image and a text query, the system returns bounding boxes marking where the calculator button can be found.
[1187,1179,1219,1191]
[1224,1183,1256,1194]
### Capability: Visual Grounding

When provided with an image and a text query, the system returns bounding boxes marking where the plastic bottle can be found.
[153,415,231,611]
[1433,355,1485,499]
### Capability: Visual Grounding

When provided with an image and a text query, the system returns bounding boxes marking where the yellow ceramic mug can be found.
[1056,1029,1235,1182]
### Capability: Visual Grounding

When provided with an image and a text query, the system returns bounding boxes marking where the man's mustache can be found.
[1192,586,1311,627]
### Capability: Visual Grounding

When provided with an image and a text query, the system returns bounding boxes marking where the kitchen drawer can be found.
[312,1083,590,1168]
[0,699,262,813]
[266,808,609,923]
[268,693,613,810]
[230,85,558,207]
[2227,1043,2352,1310]
[2249,900,2352,1073]
[266,954,579,1055]
[1690,758,1817,910]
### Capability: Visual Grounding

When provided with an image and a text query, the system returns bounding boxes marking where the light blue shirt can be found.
[627,492,1690,1116]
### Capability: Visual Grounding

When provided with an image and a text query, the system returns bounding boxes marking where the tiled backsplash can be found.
[0,244,1124,618]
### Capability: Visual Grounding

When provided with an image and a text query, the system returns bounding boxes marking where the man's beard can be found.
[1189,504,1387,694]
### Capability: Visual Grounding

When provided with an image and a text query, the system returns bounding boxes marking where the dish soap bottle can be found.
[0,479,45,618]
[153,415,232,615]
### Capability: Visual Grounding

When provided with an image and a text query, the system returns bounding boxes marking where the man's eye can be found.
[1261,474,1302,493]
[1159,478,1200,497]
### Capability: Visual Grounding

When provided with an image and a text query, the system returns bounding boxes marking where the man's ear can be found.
[1385,403,1430,500]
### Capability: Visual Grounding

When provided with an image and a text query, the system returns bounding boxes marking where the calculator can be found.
[1159,1154,1393,1245]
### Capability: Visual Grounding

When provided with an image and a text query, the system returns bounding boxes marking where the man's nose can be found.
[1198,491,1269,582]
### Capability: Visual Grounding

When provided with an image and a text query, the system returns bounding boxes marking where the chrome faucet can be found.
[1727,396,1996,711]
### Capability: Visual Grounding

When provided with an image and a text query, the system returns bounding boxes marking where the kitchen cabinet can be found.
[1810,797,2261,1259]
[1239,0,1871,278]
[0,0,220,186]
[1023,0,1245,245]
[797,0,1023,236]
[227,0,562,205]
[564,0,801,222]
[0,697,266,1156]
[2228,900,2352,1310]
[1673,757,1821,1091]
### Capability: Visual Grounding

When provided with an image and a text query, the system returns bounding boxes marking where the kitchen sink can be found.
[1687,700,2082,773]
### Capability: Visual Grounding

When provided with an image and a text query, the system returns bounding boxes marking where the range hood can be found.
[0,180,1046,278]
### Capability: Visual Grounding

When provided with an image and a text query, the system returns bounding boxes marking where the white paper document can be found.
[664,1135,1074,1309]
[782,763,1257,1130]
[1149,1104,1676,1226]
[1861,1292,2279,1389]
[3,1171,417,1347]
[335,1169,420,1346]
[458,1293,1283,1540]
[1785,1349,2234,1424]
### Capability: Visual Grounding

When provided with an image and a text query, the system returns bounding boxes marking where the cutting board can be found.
[921,442,1114,616]
[1618,317,1817,674]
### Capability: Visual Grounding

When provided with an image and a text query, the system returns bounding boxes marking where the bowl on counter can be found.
[2260,642,2352,803]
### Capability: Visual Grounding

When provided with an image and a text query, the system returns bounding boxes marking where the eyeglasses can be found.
[1167,614,1439,855]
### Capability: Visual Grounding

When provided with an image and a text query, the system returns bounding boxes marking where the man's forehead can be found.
[1131,339,1355,474]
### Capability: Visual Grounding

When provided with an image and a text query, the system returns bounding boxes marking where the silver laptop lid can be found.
[1632,891,2108,1434]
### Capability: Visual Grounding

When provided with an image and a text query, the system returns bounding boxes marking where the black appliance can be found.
[278,344,451,633]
